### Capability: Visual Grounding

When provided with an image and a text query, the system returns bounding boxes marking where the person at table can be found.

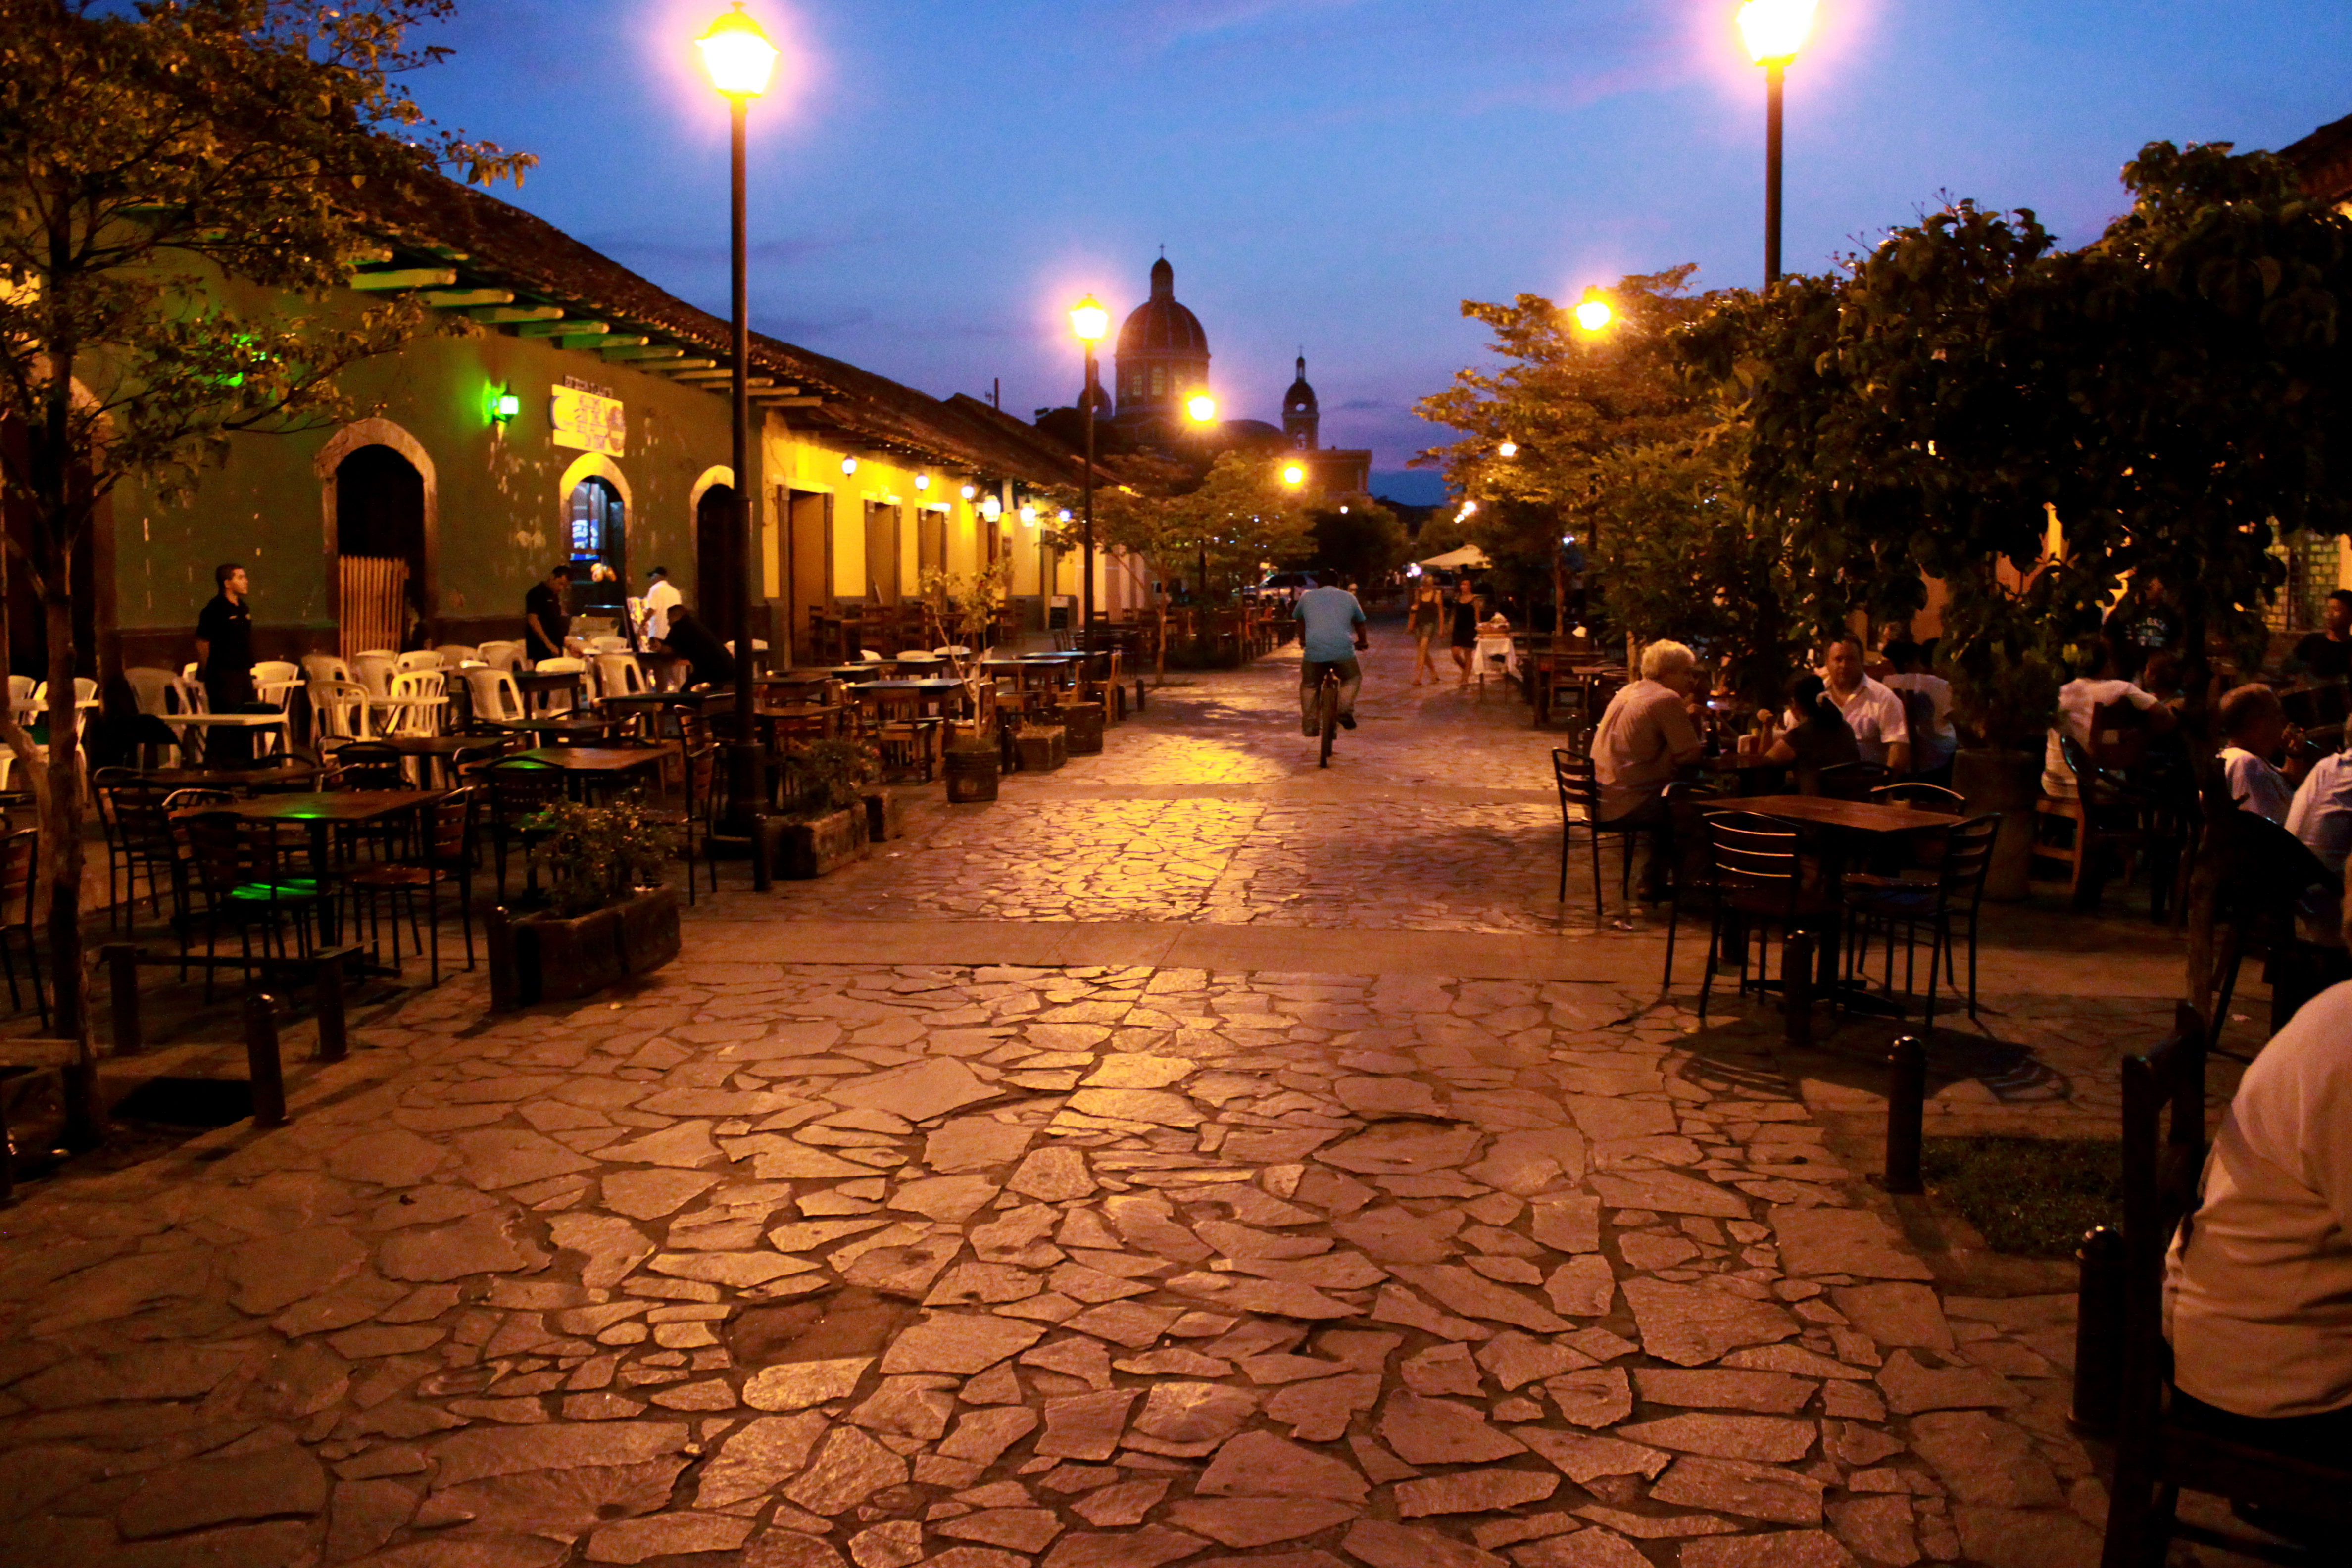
[1797,636,1909,773]
[1879,639,1956,780]
[1765,672,1862,794]
[655,606,737,690]
[524,563,574,663]
[1591,639,1706,905]
[1447,579,1480,687]
[2217,683,2303,825]
[2292,589,2352,683]
[2289,736,2352,875]
[2164,870,2352,1484]
[2045,638,2175,797]
[194,561,256,767]
[640,565,682,647]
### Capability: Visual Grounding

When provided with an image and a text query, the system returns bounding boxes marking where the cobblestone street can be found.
[0,631,2207,1568]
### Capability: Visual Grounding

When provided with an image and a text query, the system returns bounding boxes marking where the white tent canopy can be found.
[1416,544,1491,570]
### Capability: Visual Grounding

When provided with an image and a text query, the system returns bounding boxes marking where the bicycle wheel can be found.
[1318,675,1338,767]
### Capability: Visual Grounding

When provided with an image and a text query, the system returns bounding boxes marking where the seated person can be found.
[2216,683,2300,825]
[2165,866,2352,1472]
[1590,639,1705,904]
[2289,738,2352,875]
[2046,638,2173,797]
[1767,672,1862,794]
[1879,639,1957,775]
[655,605,738,690]
[2292,588,2352,683]
[1793,636,1909,773]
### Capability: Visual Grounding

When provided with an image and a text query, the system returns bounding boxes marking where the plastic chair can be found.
[586,635,630,655]
[434,645,480,669]
[301,653,352,687]
[309,680,376,748]
[529,656,588,716]
[350,651,397,699]
[395,650,445,672]
[478,641,525,674]
[594,653,650,702]
[465,667,526,727]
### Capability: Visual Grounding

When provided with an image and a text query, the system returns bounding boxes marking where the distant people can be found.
[1880,639,1956,778]
[1805,636,1909,773]
[2288,736,2352,876]
[194,562,255,767]
[2216,684,2299,825]
[1766,672,1862,794]
[1590,639,1706,905]
[2292,589,2352,683]
[640,565,682,645]
[2047,639,2173,797]
[1447,579,1480,687]
[1408,578,1443,686]
[525,564,573,663]
[2164,868,2352,1477]
[2105,576,2182,677]
[656,606,737,690]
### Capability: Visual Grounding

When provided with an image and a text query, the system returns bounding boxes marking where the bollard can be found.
[751,818,775,893]
[104,943,142,1056]
[2071,1225,2125,1433]
[244,992,288,1129]
[486,910,519,1014]
[1885,1035,1927,1195]
[315,950,348,1063]
[1135,677,1147,714]
[1781,930,1815,1047]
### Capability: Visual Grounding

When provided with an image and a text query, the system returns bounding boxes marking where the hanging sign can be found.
[549,384,626,457]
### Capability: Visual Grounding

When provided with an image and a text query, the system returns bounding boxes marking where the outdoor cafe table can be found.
[488,714,618,743]
[514,668,587,713]
[504,745,670,800]
[165,709,292,761]
[1725,793,1964,1010]
[134,760,320,794]
[174,789,445,945]
[371,734,509,788]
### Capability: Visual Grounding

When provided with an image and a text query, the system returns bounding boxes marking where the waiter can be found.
[524,563,573,663]
[194,562,255,767]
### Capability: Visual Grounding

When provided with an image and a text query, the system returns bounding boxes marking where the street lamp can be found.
[1280,462,1306,487]
[1186,392,1217,424]
[1737,0,1816,286]
[696,2,779,839]
[1070,294,1108,647]
[1573,291,1613,333]
[1497,440,1518,459]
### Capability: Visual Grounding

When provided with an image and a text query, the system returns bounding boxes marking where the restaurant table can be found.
[503,745,671,799]
[487,714,618,742]
[371,734,511,788]
[165,710,292,761]
[848,679,970,723]
[134,761,320,793]
[514,668,587,714]
[175,789,445,946]
[1724,793,1964,1014]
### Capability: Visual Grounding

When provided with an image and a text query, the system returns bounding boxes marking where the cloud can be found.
[1337,397,1386,411]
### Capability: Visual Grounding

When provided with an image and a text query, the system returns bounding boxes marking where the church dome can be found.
[1118,257,1209,357]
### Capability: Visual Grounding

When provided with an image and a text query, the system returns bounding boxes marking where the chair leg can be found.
[1661,896,1679,996]
[428,878,441,988]
[1590,831,1604,928]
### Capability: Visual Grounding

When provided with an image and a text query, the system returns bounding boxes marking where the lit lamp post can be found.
[1737,0,1816,286]
[696,3,779,837]
[1070,294,1109,647]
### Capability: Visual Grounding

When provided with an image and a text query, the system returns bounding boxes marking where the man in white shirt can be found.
[2165,865,2352,1471]
[1590,640,1704,904]
[2288,741,2352,875]
[1796,637,1909,773]
[640,566,682,646]
[2216,684,2298,826]
[1879,639,1956,775]
[2044,639,2171,797]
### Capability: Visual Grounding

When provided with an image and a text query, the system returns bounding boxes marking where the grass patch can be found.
[1920,1136,2123,1257]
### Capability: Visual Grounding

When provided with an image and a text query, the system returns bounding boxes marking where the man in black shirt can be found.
[525,564,573,663]
[195,562,256,766]
[655,606,737,690]
[2293,589,2352,683]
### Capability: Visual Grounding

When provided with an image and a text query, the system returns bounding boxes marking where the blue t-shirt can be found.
[1295,586,1366,664]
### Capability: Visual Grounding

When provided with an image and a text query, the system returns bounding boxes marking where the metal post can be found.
[1764,61,1786,287]
[104,942,141,1056]
[723,92,768,840]
[1885,1034,1927,1194]
[315,949,348,1063]
[1081,346,1097,652]
[244,992,287,1129]
[2071,1225,2125,1433]
[1781,930,1814,1047]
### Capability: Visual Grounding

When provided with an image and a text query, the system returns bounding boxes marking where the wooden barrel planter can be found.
[945,747,1000,803]
[1058,701,1105,756]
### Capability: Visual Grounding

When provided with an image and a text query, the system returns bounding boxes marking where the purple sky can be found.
[413,1,2352,501]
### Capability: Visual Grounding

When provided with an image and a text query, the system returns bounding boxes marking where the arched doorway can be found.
[695,483,740,648]
[336,444,425,656]
[568,475,628,627]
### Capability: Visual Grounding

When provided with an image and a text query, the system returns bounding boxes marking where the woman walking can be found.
[1448,579,1481,687]
[1409,578,1443,685]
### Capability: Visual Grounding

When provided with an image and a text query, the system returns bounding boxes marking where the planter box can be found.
[861,788,906,843]
[776,806,868,880]
[614,886,681,976]
[1057,701,1105,756]
[489,887,679,1010]
[945,748,999,803]
[1015,727,1067,773]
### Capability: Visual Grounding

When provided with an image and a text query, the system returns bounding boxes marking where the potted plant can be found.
[488,794,680,1010]
[776,737,876,878]
[1014,718,1066,774]
[944,730,999,803]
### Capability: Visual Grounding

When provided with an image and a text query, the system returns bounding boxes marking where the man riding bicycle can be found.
[1295,579,1369,737]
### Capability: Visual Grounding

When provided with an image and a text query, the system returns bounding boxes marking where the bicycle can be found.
[1315,662,1342,768]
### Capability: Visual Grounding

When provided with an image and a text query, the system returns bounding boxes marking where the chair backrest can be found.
[486,760,567,825]
[586,635,630,655]
[2115,1003,2210,1438]
[125,666,195,717]
[434,645,480,669]
[6,674,31,706]
[350,651,397,698]
[2214,809,2337,929]
[465,666,525,724]
[1817,760,1894,802]
[1662,780,1726,897]
[72,676,96,704]
[1936,813,2003,903]
[594,653,648,699]
[0,826,35,925]
[1873,781,1965,813]
[1550,748,1599,820]
[385,669,447,736]
[1706,810,1805,903]
[2091,696,2156,772]
[301,653,352,686]
[310,679,374,743]
[251,660,300,686]
[325,741,406,790]
[478,640,525,673]
[424,786,476,863]
[396,650,444,672]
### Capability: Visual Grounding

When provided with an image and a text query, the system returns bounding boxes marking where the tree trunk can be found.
[43,576,92,1118]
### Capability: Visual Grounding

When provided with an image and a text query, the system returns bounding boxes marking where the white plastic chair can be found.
[396,650,444,673]
[587,635,630,655]
[527,656,586,716]
[310,680,375,746]
[464,666,525,725]
[351,651,397,698]
[434,644,479,669]
[301,653,351,686]
[594,653,649,701]
[478,641,525,674]
[378,670,448,737]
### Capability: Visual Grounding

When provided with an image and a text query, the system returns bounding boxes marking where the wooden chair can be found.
[344,788,477,986]
[2200,809,2346,1044]
[0,827,44,1026]
[1697,809,1840,1023]
[2100,1002,2352,1567]
[1551,748,1658,926]
[1817,760,1894,801]
[1657,780,1725,997]
[1843,813,2000,1029]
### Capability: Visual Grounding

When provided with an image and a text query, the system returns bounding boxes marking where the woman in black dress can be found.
[1409,579,1443,685]
[1448,580,1481,687]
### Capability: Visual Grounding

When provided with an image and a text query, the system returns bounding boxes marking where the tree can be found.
[0,0,528,1127]
[1301,495,1406,588]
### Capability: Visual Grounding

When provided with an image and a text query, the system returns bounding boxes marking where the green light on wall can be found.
[490,385,521,427]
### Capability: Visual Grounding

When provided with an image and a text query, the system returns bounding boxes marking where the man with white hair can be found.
[1589,639,1706,905]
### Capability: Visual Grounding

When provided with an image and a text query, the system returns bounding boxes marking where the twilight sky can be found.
[412,1,2351,501]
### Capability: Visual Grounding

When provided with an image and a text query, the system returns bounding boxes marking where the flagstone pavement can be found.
[0,632,2209,1568]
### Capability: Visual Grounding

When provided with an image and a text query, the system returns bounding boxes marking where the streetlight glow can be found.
[1737,0,1815,64]
[981,495,1002,521]
[840,456,858,476]
[1070,295,1109,344]
[915,473,930,491]
[961,483,978,500]
[696,4,780,97]
[1281,463,1306,487]
[1186,392,1218,423]
[1497,440,1518,459]
[1573,294,1613,333]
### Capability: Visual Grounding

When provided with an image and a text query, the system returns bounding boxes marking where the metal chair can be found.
[345,788,478,985]
[1657,780,1724,998]
[182,810,331,1000]
[1697,809,1839,1023]
[1551,748,1657,926]
[485,760,567,902]
[1842,813,2000,1029]
[1872,782,1964,813]
[1817,760,1894,801]
[0,827,44,1025]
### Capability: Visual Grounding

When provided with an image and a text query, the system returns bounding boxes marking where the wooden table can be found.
[372,734,510,788]
[505,746,670,799]
[177,789,445,943]
[489,715,617,742]
[134,761,320,793]
[514,668,587,713]
[165,710,292,760]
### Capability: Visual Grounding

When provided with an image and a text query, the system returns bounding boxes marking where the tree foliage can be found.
[1299,494,1406,587]
[0,0,528,1078]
